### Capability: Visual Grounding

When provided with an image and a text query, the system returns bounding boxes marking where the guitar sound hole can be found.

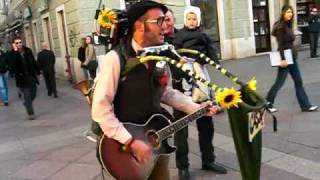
[146,131,160,148]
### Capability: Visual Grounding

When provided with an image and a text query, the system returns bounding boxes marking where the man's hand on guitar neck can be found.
[201,101,220,116]
[126,138,152,163]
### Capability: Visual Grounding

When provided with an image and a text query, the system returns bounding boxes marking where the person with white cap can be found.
[170,5,227,179]
[174,5,219,64]
[92,1,221,179]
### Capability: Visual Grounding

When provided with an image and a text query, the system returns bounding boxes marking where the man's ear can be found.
[135,21,145,33]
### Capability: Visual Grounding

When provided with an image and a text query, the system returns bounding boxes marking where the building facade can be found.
[0,0,319,81]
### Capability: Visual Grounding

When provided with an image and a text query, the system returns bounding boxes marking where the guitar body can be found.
[98,114,176,180]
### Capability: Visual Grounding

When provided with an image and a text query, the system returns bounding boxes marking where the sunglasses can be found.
[145,16,165,26]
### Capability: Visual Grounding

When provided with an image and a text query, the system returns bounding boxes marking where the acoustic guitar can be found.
[98,105,209,180]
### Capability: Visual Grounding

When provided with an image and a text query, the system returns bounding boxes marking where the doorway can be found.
[252,0,271,53]
[56,9,69,56]
[41,15,53,50]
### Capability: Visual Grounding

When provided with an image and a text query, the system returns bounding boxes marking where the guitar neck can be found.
[157,106,209,140]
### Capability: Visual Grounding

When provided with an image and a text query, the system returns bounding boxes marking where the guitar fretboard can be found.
[157,106,209,140]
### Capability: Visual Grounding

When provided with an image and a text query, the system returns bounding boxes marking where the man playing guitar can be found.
[92,1,220,179]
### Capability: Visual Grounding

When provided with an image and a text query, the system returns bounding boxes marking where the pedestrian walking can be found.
[266,5,318,113]
[0,42,9,106]
[308,7,320,58]
[37,42,58,98]
[165,7,227,180]
[91,1,220,179]
[8,37,40,120]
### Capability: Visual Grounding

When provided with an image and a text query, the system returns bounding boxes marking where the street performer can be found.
[91,1,220,179]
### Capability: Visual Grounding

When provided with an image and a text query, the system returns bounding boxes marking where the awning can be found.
[0,19,23,36]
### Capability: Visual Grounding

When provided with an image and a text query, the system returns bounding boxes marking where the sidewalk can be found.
[0,48,319,180]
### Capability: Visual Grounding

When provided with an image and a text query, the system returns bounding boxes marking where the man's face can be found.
[164,11,175,36]
[142,8,167,46]
[186,13,198,30]
[13,39,23,50]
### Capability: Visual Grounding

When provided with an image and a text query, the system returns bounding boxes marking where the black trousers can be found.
[19,80,37,115]
[43,71,57,96]
[309,32,319,57]
[173,110,215,170]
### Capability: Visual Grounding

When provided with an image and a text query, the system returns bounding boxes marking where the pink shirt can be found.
[91,39,200,144]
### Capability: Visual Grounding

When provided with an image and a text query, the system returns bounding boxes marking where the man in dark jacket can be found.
[37,42,58,98]
[308,7,320,58]
[9,37,40,120]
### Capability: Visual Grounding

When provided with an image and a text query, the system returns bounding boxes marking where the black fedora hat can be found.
[127,0,168,29]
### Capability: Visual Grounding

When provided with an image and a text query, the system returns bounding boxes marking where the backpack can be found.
[0,50,8,73]
[77,47,86,63]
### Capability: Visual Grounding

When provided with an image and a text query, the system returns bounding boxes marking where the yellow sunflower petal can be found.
[215,87,242,109]
[98,9,118,29]
[247,77,257,91]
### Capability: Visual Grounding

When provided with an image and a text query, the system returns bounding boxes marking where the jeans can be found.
[173,110,215,170]
[19,78,37,115]
[309,32,319,57]
[0,72,9,103]
[266,61,311,110]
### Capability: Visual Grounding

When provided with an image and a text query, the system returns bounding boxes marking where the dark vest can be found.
[113,38,170,124]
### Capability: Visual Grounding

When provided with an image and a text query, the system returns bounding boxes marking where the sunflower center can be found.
[102,15,110,22]
[224,95,234,103]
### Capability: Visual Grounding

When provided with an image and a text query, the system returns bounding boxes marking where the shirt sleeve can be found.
[274,27,286,60]
[91,50,132,144]
[161,65,200,113]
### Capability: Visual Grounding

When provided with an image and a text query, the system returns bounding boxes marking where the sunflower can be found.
[215,88,242,109]
[247,77,257,91]
[98,9,118,29]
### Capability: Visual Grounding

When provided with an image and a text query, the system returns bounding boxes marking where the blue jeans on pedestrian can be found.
[266,60,311,110]
[0,72,9,103]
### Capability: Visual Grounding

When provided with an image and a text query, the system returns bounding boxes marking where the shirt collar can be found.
[131,38,144,54]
